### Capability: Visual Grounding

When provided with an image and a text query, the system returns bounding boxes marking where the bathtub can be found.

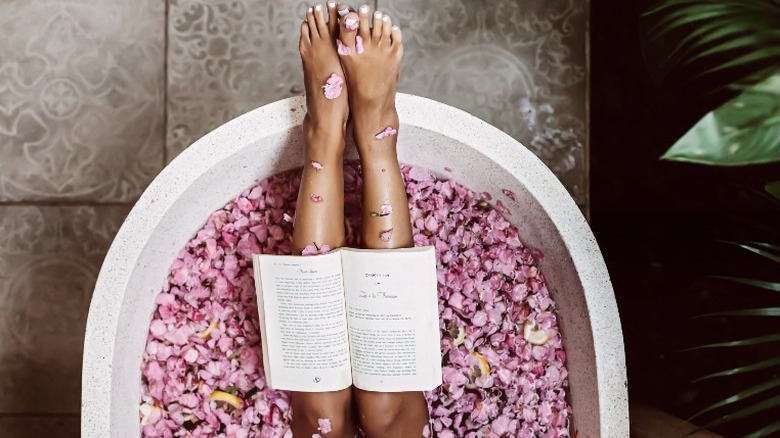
[82,94,628,437]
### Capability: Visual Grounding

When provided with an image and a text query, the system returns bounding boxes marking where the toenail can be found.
[392,25,399,31]
[374,11,382,18]
[383,15,389,21]
[315,4,321,10]
[345,17,358,30]
[308,7,312,12]
[328,1,336,7]
[360,5,369,13]
[338,7,349,16]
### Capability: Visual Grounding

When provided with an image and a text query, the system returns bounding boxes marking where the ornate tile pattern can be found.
[0,0,165,202]
[166,0,312,159]
[0,415,80,438]
[0,206,129,413]
[380,0,588,205]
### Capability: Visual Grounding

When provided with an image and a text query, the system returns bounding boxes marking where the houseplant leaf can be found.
[744,419,780,438]
[689,379,780,420]
[693,356,780,383]
[710,276,780,292]
[766,180,780,200]
[660,73,780,165]
[683,333,780,350]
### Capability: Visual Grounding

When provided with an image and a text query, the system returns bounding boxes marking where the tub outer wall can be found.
[82,94,628,437]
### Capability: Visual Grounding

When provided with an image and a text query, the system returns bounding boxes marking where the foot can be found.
[336,4,403,156]
[299,3,350,140]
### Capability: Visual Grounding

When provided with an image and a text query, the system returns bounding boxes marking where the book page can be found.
[253,251,352,392]
[341,247,442,392]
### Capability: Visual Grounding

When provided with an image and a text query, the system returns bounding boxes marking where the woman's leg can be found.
[290,3,354,437]
[337,5,429,437]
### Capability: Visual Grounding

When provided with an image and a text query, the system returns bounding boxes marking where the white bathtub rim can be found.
[83,93,627,436]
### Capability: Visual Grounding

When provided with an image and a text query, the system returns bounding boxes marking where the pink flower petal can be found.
[317,417,332,434]
[379,203,393,215]
[374,126,398,140]
[309,193,323,203]
[336,39,350,56]
[322,73,344,100]
[311,160,324,171]
[355,35,364,54]
[379,228,393,242]
[502,188,517,201]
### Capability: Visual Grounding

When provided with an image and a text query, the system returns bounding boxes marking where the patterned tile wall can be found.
[0,206,130,414]
[383,0,588,205]
[0,0,166,202]
[166,0,313,159]
[0,0,163,435]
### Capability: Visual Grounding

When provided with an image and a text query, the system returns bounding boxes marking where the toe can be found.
[326,1,338,34]
[299,20,311,52]
[313,3,328,37]
[305,7,319,39]
[381,14,392,44]
[357,4,371,41]
[372,10,383,41]
[336,3,353,18]
[338,11,359,55]
[390,24,403,50]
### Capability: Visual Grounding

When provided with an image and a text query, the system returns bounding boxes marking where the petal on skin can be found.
[374,126,398,140]
[355,35,364,54]
[379,228,393,242]
[317,417,332,434]
[379,203,393,215]
[311,160,324,171]
[309,193,323,203]
[336,39,351,56]
[323,73,344,100]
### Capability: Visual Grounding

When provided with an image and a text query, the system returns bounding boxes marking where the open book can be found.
[252,246,442,393]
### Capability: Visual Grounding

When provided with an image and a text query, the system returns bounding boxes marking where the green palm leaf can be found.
[683,333,780,350]
[745,419,780,438]
[711,276,780,292]
[688,379,780,420]
[705,394,780,429]
[699,307,780,317]
[723,240,780,263]
[766,180,780,200]
[693,357,780,383]
[642,0,780,84]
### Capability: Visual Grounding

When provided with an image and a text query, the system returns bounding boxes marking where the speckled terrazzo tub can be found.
[82,94,628,437]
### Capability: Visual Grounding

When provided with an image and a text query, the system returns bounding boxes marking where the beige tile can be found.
[0,205,130,413]
[0,0,165,202]
[0,415,80,438]
[167,0,312,159]
[630,403,723,438]
[380,0,588,205]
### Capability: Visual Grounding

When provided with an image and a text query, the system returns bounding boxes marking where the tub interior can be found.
[86,95,625,437]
